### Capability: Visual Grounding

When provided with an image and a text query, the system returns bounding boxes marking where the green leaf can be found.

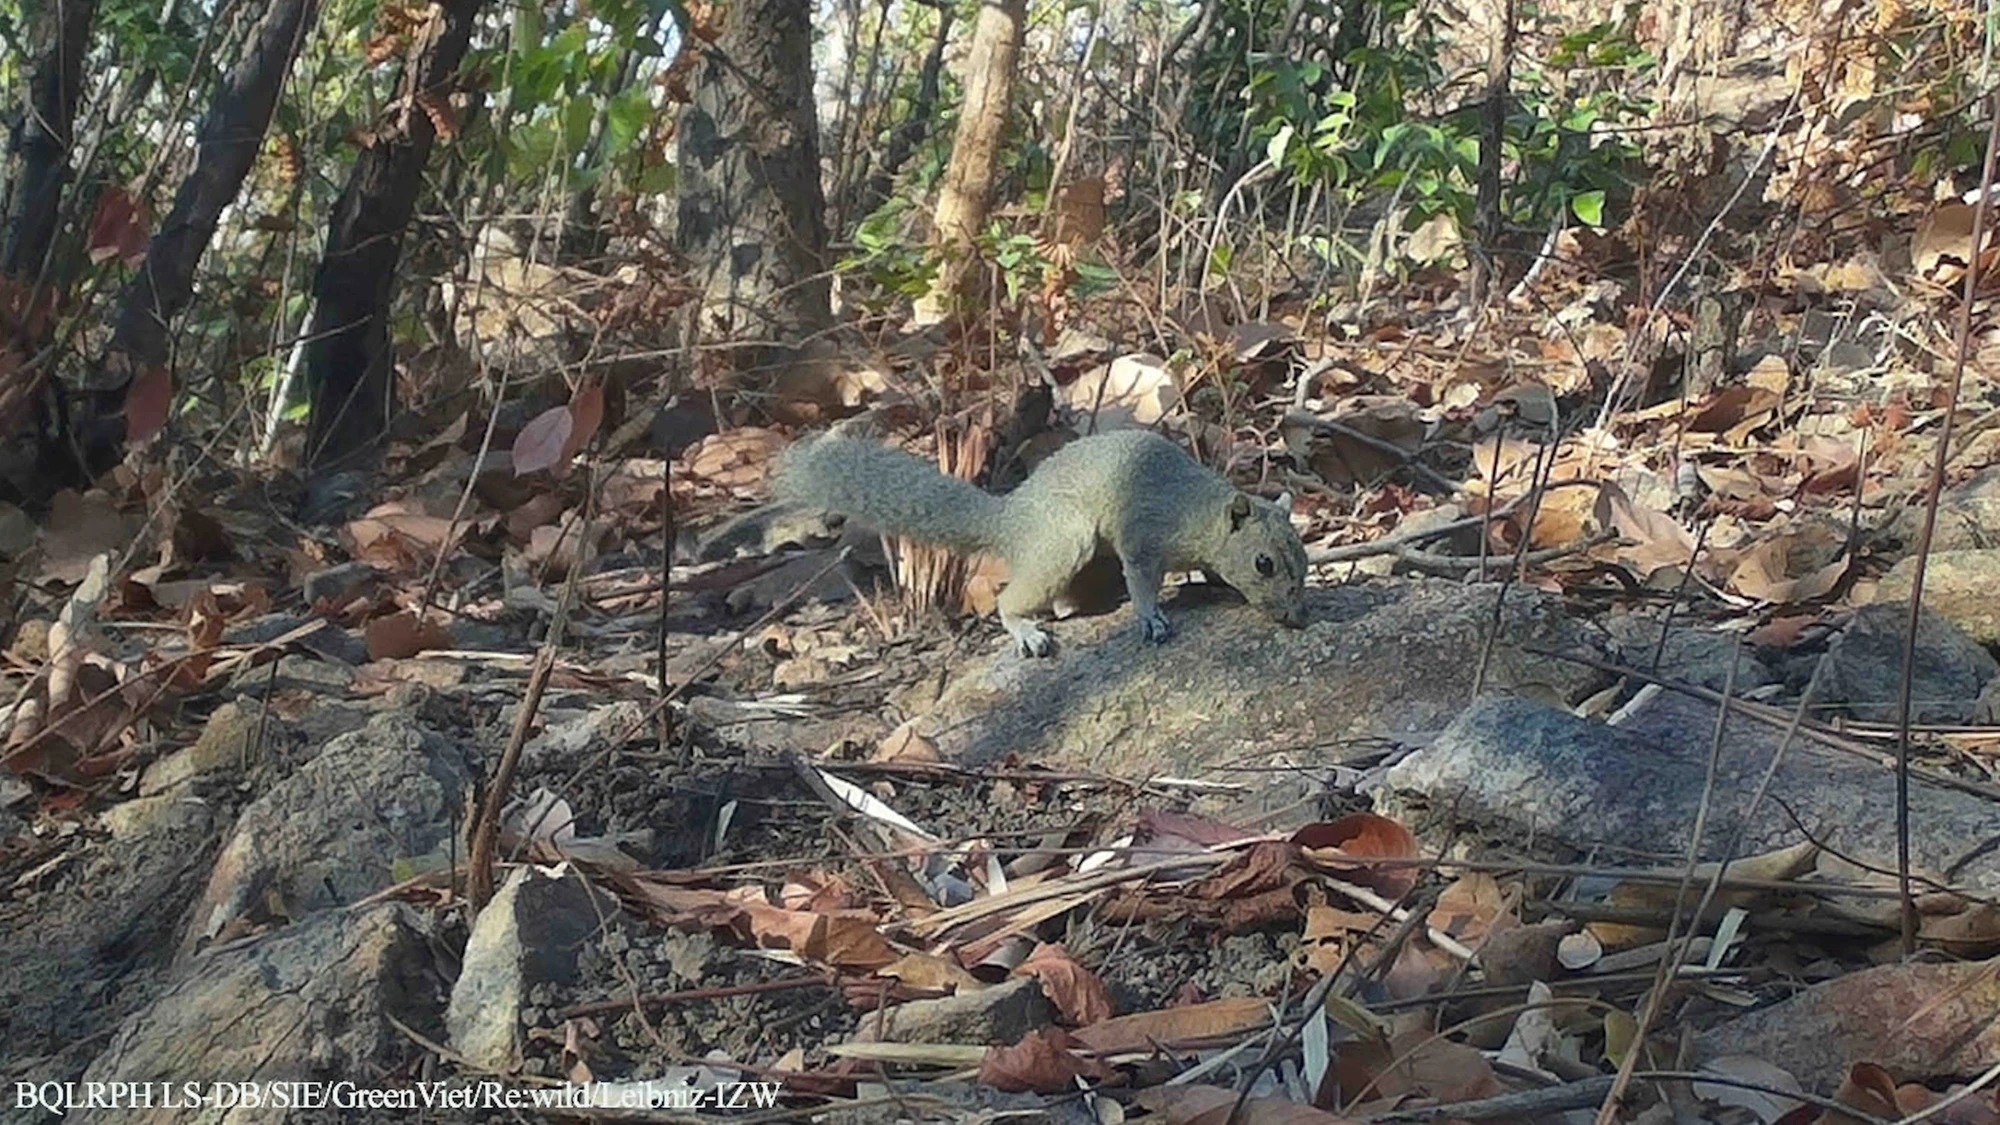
[1571,190,1605,227]
[604,89,650,157]
[561,96,595,157]
[1266,123,1295,167]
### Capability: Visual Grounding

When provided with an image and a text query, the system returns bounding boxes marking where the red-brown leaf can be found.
[87,186,151,268]
[1292,813,1421,898]
[125,365,173,446]
[512,404,574,475]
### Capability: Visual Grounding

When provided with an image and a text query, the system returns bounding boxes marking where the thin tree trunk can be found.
[912,0,1026,326]
[105,0,317,382]
[1,0,97,284]
[304,0,485,466]
[675,0,833,377]
[1468,0,1514,310]
[0,0,98,450]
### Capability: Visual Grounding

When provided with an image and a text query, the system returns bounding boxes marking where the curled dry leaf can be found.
[1064,353,1179,430]
[872,720,940,764]
[1428,873,1514,947]
[683,428,787,494]
[1334,1028,1505,1106]
[1556,929,1602,970]
[1690,1055,1806,1122]
[1070,996,1271,1055]
[879,951,982,994]
[363,609,452,661]
[1014,942,1114,1027]
[1292,813,1420,899]
[1727,531,1848,604]
[559,381,606,465]
[87,185,151,267]
[978,1027,1107,1093]
[346,508,463,573]
[1820,1061,1903,1123]
[1913,202,2000,290]
[1594,479,1695,580]
[124,365,173,446]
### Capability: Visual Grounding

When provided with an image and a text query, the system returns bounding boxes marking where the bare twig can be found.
[1892,94,2000,954]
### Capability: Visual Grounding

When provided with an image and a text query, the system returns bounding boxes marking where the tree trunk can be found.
[0,0,97,452]
[105,0,317,383]
[1,0,97,284]
[1467,0,1514,310]
[304,0,485,466]
[675,0,832,377]
[912,0,1025,327]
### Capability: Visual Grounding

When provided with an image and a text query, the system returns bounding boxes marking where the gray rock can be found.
[227,651,359,699]
[223,612,371,666]
[300,560,386,607]
[1870,549,2000,646]
[76,905,446,1125]
[0,789,219,1080]
[1885,466,2000,552]
[179,711,474,961]
[1695,960,2000,1093]
[140,701,263,796]
[847,976,1054,1045]
[447,866,615,1070]
[1810,603,1997,723]
[1602,615,1776,694]
[916,580,1616,779]
[1378,694,2000,895]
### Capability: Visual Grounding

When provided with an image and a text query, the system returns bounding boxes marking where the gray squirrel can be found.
[773,429,1308,656]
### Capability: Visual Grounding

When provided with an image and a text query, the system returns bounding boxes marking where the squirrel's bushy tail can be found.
[772,436,1005,554]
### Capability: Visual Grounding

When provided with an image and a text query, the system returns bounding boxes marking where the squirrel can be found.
[772,429,1308,656]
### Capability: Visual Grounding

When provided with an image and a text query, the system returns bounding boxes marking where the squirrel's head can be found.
[1214,491,1308,628]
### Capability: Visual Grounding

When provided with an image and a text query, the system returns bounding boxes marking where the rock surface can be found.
[0,789,219,1080]
[1869,549,2000,646]
[847,976,1054,1045]
[912,581,1616,778]
[179,711,475,960]
[447,866,614,1070]
[1809,603,1997,723]
[76,905,447,1125]
[1378,694,2000,894]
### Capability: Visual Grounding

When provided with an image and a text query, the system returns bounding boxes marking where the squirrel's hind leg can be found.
[996,532,1095,658]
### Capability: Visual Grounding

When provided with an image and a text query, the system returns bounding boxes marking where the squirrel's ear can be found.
[1229,493,1253,529]
[1274,491,1293,514]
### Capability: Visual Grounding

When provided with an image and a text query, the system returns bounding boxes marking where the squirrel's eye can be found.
[1255,554,1275,577]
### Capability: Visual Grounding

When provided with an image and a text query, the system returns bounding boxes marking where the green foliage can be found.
[462,0,673,196]
[1507,21,1653,230]
[837,200,942,308]
[1235,1,1652,253]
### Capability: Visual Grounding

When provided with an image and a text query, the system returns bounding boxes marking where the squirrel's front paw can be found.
[1005,620,1055,658]
[1138,608,1172,644]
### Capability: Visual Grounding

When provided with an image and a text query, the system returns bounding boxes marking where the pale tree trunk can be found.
[675,0,832,380]
[1466,0,1513,311]
[911,0,1026,327]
